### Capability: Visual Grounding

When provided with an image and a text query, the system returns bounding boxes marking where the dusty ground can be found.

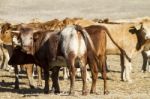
[0,55,149,99]
[0,0,150,99]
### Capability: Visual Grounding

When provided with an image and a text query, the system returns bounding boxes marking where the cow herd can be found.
[0,17,150,96]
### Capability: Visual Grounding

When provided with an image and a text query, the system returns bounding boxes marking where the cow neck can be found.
[33,32,47,55]
[57,32,65,56]
[135,30,146,50]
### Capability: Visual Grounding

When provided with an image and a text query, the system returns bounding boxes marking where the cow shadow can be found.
[0,81,43,95]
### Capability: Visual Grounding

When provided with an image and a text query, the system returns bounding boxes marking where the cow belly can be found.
[106,49,121,55]
[48,56,84,68]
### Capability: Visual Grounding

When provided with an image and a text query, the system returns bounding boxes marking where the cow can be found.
[114,18,150,73]
[99,17,150,73]
[97,22,150,83]
[10,27,62,94]
[58,25,102,95]
[0,23,42,89]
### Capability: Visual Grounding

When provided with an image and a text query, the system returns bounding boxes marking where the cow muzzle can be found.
[21,46,33,55]
[145,34,150,40]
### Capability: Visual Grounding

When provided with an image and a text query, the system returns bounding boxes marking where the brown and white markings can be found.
[98,22,150,83]
[11,25,61,94]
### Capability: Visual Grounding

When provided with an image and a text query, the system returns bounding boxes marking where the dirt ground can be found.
[0,55,149,99]
[0,0,150,99]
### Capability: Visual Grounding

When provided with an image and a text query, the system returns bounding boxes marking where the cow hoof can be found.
[37,83,42,87]
[141,70,146,73]
[54,91,60,95]
[90,91,99,95]
[104,90,109,95]
[44,89,49,94]
[69,91,75,95]
[44,90,49,94]
[30,85,35,89]
[37,81,42,87]
[14,86,19,89]
[82,91,88,96]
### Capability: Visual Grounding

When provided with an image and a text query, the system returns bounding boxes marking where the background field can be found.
[0,0,150,99]
[0,0,150,22]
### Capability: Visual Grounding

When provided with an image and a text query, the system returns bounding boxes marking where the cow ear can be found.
[11,30,20,35]
[33,31,41,41]
[1,23,11,33]
[134,23,143,30]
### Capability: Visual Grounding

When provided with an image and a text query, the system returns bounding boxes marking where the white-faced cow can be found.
[0,23,42,89]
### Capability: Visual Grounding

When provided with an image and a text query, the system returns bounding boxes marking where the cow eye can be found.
[30,37,33,40]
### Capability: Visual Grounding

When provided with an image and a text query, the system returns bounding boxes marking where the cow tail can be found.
[105,28,131,62]
[75,25,100,68]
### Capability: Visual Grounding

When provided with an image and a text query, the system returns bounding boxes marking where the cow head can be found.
[0,23,21,45]
[133,22,150,40]
[0,23,12,44]
[129,22,150,50]
[18,26,39,54]
[15,25,60,61]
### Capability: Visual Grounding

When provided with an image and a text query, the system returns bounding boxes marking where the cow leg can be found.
[67,57,76,95]
[99,55,109,95]
[86,66,92,82]
[43,66,49,94]
[80,62,88,95]
[88,59,98,94]
[37,66,42,86]
[120,54,125,81]
[14,65,19,89]
[63,67,69,80]
[1,47,14,72]
[76,68,81,77]
[105,56,110,72]
[51,66,61,94]
[0,46,4,69]
[26,64,35,89]
[141,51,147,72]
[148,57,150,72]
[123,55,132,83]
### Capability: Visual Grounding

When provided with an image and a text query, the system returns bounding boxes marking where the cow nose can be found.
[22,45,32,54]
[145,36,150,40]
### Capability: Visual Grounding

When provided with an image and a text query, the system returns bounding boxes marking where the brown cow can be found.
[11,27,62,94]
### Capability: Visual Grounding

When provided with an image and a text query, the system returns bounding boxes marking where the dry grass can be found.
[0,55,149,99]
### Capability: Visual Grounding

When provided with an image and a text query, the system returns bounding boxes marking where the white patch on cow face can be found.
[20,32,33,54]
[12,35,20,45]
[60,25,86,58]
[21,33,33,46]
[143,24,150,40]
[145,50,150,56]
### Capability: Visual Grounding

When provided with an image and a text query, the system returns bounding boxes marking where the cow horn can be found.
[11,30,20,34]
[135,23,142,30]
[33,29,41,33]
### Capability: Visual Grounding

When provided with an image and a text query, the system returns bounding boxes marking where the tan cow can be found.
[97,22,150,83]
